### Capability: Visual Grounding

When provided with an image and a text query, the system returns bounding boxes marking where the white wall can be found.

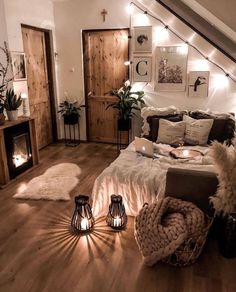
[0,0,11,91]
[54,0,236,140]
[53,0,131,140]
[0,0,8,44]
[3,0,57,117]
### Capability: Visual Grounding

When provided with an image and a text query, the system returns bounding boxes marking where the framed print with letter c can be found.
[133,56,152,82]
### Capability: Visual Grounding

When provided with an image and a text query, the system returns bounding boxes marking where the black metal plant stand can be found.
[117,122,132,152]
[64,121,80,147]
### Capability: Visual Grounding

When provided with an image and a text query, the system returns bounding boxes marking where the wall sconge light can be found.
[124,60,132,66]
[106,194,127,229]
[71,195,95,232]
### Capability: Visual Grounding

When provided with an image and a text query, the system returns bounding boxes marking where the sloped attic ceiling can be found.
[156,0,236,63]
[137,0,236,79]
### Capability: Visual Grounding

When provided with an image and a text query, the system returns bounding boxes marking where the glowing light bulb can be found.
[126,4,134,15]
[124,61,131,66]
[212,74,229,89]
[154,26,169,44]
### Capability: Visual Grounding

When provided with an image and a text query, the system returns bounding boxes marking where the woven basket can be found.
[162,215,213,267]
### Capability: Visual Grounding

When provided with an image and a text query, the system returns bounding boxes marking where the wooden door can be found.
[83,29,129,143]
[22,26,53,149]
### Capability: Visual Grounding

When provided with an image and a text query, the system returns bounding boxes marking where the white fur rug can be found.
[14,163,81,201]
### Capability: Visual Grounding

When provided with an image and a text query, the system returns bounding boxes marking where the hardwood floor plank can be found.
[0,142,235,292]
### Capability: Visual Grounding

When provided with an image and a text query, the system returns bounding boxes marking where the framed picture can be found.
[11,52,27,81]
[133,26,152,53]
[133,56,152,82]
[188,71,210,97]
[155,46,188,91]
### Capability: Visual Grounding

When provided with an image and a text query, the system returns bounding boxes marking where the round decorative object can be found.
[71,195,94,232]
[170,148,203,159]
[106,194,128,229]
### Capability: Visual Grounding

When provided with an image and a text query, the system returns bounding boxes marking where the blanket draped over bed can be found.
[91,142,215,217]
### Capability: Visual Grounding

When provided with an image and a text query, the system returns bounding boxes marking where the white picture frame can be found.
[155,46,188,91]
[11,52,27,81]
[133,56,152,82]
[188,71,210,97]
[133,26,152,53]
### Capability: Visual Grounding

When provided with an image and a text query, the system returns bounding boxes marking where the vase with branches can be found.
[0,41,13,124]
[209,140,236,258]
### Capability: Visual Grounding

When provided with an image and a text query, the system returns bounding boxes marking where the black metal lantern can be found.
[106,194,128,229]
[71,195,94,232]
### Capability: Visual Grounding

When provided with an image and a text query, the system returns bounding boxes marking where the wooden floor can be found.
[0,142,236,292]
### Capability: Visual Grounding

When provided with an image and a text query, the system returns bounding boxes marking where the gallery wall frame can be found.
[188,71,210,97]
[133,56,152,82]
[11,52,27,81]
[133,26,152,53]
[155,46,188,91]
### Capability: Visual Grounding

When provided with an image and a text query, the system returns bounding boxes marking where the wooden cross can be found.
[101,9,108,22]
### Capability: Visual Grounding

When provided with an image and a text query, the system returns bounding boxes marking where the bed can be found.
[91,107,235,217]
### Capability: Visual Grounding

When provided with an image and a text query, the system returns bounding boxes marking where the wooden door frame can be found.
[21,24,58,142]
[82,28,130,142]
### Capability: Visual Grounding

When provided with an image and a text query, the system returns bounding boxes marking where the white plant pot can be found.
[7,110,18,121]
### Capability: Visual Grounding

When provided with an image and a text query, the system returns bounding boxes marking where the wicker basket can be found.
[162,215,213,267]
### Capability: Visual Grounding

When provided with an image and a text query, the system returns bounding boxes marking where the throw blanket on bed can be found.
[91,142,215,217]
[134,197,211,266]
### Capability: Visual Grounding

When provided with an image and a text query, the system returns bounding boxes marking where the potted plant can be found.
[0,41,13,125]
[106,80,145,131]
[58,100,85,125]
[4,89,22,121]
[209,141,236,258]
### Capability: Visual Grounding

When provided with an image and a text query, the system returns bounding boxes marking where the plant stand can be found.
[117,127,132,152]
[64,122,80,147]
[218,213,236,258]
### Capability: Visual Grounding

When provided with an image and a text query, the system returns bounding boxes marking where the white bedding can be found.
[91,142,215,217]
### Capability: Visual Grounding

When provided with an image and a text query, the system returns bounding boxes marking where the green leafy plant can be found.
[58,100,85,117]
[106,80,145,120]
[4,89,22,111]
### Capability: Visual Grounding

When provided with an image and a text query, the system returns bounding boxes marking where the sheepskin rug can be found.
[14,163,81,201]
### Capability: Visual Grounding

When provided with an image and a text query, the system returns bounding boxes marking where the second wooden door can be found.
[83,29,129,143]
[22,26,53,149]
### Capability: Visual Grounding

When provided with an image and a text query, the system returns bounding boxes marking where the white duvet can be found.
[91,142,215,217]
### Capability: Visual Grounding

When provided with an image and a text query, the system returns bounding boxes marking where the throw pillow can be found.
[183,115,213,145]
[157,119,186,146]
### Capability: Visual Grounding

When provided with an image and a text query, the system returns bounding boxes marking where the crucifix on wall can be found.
[101,9,108,22]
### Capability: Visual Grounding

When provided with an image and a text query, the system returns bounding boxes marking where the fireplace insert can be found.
[4,121,33,179]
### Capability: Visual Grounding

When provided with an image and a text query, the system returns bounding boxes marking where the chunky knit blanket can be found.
[135,197,209,266]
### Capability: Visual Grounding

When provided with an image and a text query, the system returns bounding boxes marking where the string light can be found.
[129,1,236,84]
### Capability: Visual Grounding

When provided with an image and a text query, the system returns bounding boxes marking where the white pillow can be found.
[183,115,213,145]
[157,119,186,145]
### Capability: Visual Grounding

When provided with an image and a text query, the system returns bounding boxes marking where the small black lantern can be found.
[71,195,94,232]
[106,194,127,229]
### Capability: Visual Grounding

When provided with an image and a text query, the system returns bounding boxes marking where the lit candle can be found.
[142,146,146,152]
[114,216,121,227]
[81,218,89,230]
[183,149,189,157]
